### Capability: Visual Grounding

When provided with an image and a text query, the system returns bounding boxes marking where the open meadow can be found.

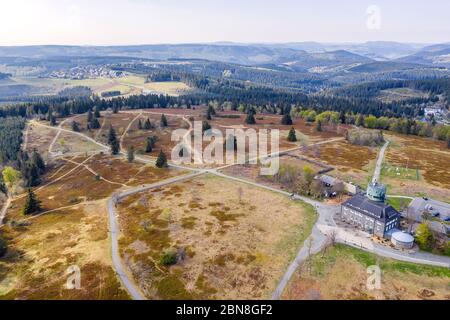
[283,244,450,300]
[116,174,317,299]
[382,133,450,202]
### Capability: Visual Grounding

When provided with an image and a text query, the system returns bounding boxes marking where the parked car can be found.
[444,216,450,222]
[431,212,440,217]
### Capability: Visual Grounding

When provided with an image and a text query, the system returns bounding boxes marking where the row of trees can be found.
[295,108,450,147]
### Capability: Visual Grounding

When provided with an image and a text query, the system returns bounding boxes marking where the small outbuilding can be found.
[391,231,414,249]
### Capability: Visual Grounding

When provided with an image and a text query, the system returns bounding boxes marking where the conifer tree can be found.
[22,188,41,215]
[281,113,293,125]
[87,110,93,123]
[94,106,101,118]
[127,146,135,163]
[108,126,120,155]
[145,138,153,153]
[144,118,152,130]
[245,110,256,125]
[160,114,168,127]
[316,120,322,132]
[31,149,46,174]
[72,121,80,132]
[287,127,297,142]
[156,150,168,168]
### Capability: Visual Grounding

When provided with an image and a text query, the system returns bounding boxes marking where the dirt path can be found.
[0,197,11,226]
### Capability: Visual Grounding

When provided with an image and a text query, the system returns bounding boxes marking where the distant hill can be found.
[397,44,450,67]
[276,50,373,72]
[348,61,437,73]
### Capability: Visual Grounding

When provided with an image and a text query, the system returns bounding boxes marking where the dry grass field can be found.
[121,113,188,157]
[116,174,317,299]
[283,244,450,300]
[382,133,450,202]
[0,150,185,299]
[302,140,378,187]
[210,112,345,149]
[24,123,59,159]
[52,132,105,155]
[0,202,129,300]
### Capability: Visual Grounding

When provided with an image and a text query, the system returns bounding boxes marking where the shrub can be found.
[160,248,178,266]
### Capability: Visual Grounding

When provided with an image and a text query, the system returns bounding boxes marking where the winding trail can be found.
[31,120,110,155]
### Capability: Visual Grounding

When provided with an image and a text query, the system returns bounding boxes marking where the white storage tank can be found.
[391,231,414,249]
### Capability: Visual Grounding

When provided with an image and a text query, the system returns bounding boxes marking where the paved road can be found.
[372,140,389,183]
[106,171,205,300]
[209,170,340,300]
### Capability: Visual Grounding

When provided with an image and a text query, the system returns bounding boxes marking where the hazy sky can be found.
[0,0,449,45]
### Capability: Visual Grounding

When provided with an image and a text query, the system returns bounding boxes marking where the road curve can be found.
[107,171,205,300]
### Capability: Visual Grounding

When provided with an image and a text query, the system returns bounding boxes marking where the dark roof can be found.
[342,194,400,222]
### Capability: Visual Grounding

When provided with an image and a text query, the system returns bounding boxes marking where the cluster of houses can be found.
[49,66,123,80]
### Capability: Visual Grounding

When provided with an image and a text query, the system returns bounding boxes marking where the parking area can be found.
[409,198,450,222]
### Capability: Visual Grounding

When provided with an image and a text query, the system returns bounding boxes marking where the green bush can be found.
[160,248,178,266]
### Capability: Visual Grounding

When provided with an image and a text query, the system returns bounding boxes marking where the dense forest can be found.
[0,117,26,163]
[333,78,450,102]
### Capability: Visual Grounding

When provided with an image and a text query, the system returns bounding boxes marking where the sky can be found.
[0,0,449,46]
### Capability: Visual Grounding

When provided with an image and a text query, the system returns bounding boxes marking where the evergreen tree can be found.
[207,105,216,116]
[87,110,93,123]
[127,146,135,163]
[22,188,41,215]
[0,175,7,196]
[339,110,346,124]
[245,111,256,125]
[160,114,168,127]
[144,118,152,130]
[202,120,211,132]
[356,114,365,127]
[281,113,293,125]
[145,138,153,153]
[23,163,41,187]
[0,235,7,258]
[156,150,168,168]
[31,149,46,174]
[108,126,120,155]
[49,114,56,126]
[71,121,80,132]
[137,119,143,130]
[90,118,101,129]
[316,120,322,132]
[112,105,119,114]
[287,127,297,142]
[206,105,215,120]
[94,106,101,118]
